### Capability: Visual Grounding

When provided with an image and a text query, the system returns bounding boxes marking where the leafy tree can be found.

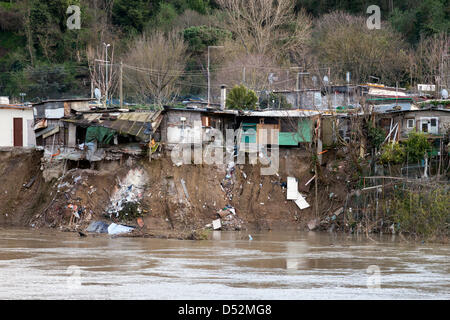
[151,2,178,32]
[24,63,85,99]
[166,0,211,14]
[404,130,432,163]
[183,25,231,54]
[389,0,450,44]
[367,125,386,149]
[112,0,154,34]
[226,85,258,110]
[380,142,405,164]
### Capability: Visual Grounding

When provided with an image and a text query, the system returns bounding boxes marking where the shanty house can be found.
[160,106,236,149]
[236,110,318,152]
[33,98,94,147]
[376,106,450,141]
[0,103,35,147]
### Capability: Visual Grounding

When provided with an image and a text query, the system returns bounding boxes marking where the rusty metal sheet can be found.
[62,111,161,142]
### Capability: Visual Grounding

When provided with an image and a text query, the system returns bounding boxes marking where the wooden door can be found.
[13,118,23,147]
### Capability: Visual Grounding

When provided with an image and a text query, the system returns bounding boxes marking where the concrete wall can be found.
[279,91,356,110]
[0,108,35,147]
[387,111,450,138]
[161,110,202,145]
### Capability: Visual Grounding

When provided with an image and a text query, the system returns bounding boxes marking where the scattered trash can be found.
[57,182,71,190]
[307,219,319,231]
[304,175,315,186]
[294,194,310,210]
[217,205,236,218]
[212,219,221,230]
[287,177,299,200]
[78,231,87,237]
[180,178,189,200]
[24,174,38,189]
[333,207,344,217]
[137,217,145,228]
[248,234,253,241]
[73,176,82,184]
[287,176,310,210]
[67,204,80,218]
[107,223,135,235]
[88,186,97,195]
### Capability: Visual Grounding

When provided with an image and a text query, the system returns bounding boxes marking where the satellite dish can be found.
[441,89,449,99]
[94,88,101,100]
[323,75,329,84]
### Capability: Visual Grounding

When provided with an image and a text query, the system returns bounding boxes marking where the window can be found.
[430,118,437,127]
[407,119,415,129]
[422,122,428,132]
[419,117,439,134]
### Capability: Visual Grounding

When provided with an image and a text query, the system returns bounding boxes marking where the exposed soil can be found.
[0,148,351,238]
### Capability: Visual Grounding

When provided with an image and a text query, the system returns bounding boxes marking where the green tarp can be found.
[240,119,312,146]
[85,126,116,145]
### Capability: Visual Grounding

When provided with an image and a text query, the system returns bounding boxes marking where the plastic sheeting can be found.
[85,126,116,144]
[86,221,109,233]
[107,223,134,235]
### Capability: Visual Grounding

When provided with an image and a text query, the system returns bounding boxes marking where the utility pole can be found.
[119,60,123,108]
[104,43,110,107]
[207,45,224,107]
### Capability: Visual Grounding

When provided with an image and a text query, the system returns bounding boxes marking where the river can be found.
[0,228,448,299]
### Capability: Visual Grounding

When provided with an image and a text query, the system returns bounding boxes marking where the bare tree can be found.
[413,32,449,90]
[124,31,188,106]
[216,0,311,61]
[87,43,119,104]
[313,11,409,85]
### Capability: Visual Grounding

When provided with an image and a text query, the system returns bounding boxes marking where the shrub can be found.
[380,142,405,164]
[226,85,258,110]
[367,125,386,149]
[404,130,431,163]
[389,188,450,238]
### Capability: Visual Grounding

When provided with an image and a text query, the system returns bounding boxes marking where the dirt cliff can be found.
[0,148,350,236]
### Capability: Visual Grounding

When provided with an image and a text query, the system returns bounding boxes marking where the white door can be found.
[420,117,438,134]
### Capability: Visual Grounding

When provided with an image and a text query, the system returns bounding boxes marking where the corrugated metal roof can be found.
[63,111,162,142]
[239,110,321,117]
[0,104,33,110]
[32,98,94,106]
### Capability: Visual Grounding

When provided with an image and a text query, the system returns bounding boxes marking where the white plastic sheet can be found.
[287,177,299,200]
[107,223,134,235]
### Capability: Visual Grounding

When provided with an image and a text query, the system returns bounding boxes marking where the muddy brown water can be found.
[0,228,448,299]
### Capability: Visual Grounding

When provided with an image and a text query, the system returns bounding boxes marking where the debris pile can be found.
[206,205,244,231]
[220,161,236,201]
[106,168,148,220]
[287,176,310,210]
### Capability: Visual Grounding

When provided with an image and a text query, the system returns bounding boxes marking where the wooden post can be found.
[149,141,152,162]
[119,60,123,109]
